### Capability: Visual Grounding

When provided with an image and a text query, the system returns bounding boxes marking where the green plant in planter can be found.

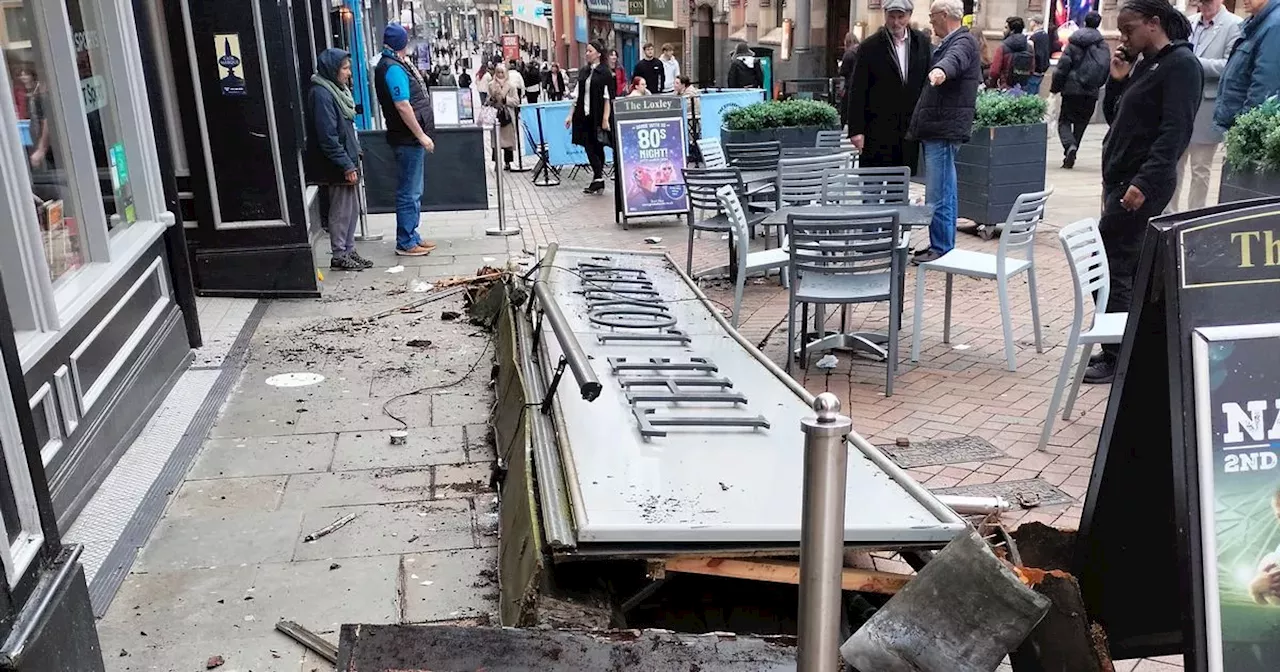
[722,99,840,131]
[972,90,1048,129]
[1224,97,1280,174]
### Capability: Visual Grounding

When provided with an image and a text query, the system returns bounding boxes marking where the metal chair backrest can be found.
[996,187,1053,273]
[821,167,911,205]
[778,153,854,207]
[683,167,744,222]
[786,211,901,288]
[1059,218,1111,325]
[814,130,846,148]
[697,137,727,168]
[725,140,782,170]
[715,184,751,248]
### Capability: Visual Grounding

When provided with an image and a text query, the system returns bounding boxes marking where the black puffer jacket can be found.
[1051,27,1111,98]
[908,27,982,142]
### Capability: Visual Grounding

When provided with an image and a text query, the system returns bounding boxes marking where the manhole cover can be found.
[932,478,1075,508]
[265,372,326,388]
[879,436,1005,468]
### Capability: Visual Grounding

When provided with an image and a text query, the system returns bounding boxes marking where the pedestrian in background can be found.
[609,49,628,96]
[545,62,567,101]
[1051,11,1110,168]
[487,65,521,171]
[457,67,472,89]
[1172,0,1242,211]
[437,64,457,87]
[727,43,764,88]
[846,0,931,174]
[1212,0,1280,133]
[1027,18,1053,94]
[660,44,681,93]
[1087,0,1200,383]
[837,31,860,128]
[374,23,437,257]
[307,48,370,271]
[629,76,650,96]
[526,60,542,103]
[908,0,981,264]
[567,40,613,195]
[634,42,665,95]
[988,16,1036,90]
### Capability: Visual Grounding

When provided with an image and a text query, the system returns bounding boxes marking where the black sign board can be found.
[1076,197,1280,670]
[610,95,689,226]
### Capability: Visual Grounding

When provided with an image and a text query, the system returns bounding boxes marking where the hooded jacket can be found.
[1051,27,1110,98]
[988,32,1034,88]
[1102,41,1202,205]
[1213,0,1280,131]
[305,48,360,185]
[727,52,763,89]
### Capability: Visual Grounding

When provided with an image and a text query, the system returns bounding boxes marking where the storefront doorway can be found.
[695,5,715,86]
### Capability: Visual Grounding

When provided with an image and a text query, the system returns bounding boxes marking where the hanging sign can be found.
[613,95,688,218]
[214,33,247,96]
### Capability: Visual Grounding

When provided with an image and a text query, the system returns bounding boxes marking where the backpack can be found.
[1009,49,1034,85]
[1076,42,1111,90]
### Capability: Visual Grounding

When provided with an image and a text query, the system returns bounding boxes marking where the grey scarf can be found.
[311,74,356,121]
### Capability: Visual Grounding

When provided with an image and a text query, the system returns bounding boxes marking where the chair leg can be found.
[943,274,953,345]
[732,253,744,330]
[910,269,927,363]
[785,293,796,374]
[887,291,900,397]
[996,274,1016,372]
[1063,343,1093,419]
[686,225,695,278]
[800,302,810,370]
[1027,266,1044,354]
[1039,330,1081,451]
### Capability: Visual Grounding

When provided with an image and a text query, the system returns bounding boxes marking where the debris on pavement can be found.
[441,310,461,321]
[276,620,339,664]
[389,430,409,446]
[644,236,662,244]
[329,563,341,571]
[405,339,433,348]
[385,265,405,274]
[409,279,434,293]
[206,655,224,669]
[303,513,358,542]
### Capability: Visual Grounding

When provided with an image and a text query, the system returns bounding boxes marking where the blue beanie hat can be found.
[383,23,409,51]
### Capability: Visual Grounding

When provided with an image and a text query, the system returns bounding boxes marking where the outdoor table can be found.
[763,203,934,364]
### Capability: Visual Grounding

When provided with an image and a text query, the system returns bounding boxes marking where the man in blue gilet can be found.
[375,23,436,256]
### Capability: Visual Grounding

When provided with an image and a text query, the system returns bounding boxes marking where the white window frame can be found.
[0,0,174,370]
[0,349,46,587]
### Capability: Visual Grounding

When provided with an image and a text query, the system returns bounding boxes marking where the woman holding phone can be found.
[566,40,614,195]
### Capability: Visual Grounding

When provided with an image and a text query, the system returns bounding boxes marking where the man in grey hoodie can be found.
[306,48,370,271]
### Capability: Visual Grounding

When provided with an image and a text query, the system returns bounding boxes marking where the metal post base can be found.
[354,233,384,242]
[486,227,522,236]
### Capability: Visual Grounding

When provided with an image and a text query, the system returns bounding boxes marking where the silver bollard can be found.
[353,160,383,242]
[486,123,520,237]
[797,392,853,672]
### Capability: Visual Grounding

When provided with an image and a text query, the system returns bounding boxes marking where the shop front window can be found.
[66,0,136,231]
[3,1,86,284]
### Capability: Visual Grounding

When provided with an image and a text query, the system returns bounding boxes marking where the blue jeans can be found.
[923,140,959,255]
[393,144,426,250]
[1024,74,1043,95]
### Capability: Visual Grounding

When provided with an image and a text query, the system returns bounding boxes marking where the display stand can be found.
[610,95,690,229]
[507,106,530,173]
[1075,197,1280,671]
[528,106,560,187]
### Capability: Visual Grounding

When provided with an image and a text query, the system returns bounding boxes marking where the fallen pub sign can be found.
[1077,197,1280,671]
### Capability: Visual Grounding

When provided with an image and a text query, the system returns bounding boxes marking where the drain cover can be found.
[265,372,326,387]
[932,478,1075,508]
[880,436,1005,468]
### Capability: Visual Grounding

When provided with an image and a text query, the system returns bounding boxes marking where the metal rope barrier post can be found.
[486,123,520,237]
[797,392,853,672]
[353,157,383,241]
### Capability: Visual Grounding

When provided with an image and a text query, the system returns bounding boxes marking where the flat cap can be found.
[883,0,913,12]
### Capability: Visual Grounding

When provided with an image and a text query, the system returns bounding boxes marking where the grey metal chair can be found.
[1038,218,1126,450]
[821,166,911,206]
[755,152,854,245]
[785,210,903,395]
[814,130,848,149]
[910,187,1053,372]
[682,167,769,278]
[697,137,727,169]
[715,185,791,328]
[725,140,782,171]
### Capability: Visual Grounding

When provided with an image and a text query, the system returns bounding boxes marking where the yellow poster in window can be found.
[214,33,247,96]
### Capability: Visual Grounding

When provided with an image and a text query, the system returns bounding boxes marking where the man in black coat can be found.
[837,32,860,127]
[846,0,931,173]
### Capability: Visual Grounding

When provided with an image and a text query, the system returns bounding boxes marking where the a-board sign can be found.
[611,95,688,220]
[430,87,460,126]
[1076,197,1280,671]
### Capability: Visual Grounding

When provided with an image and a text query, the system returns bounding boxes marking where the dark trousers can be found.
[526,90,540,104]
[1098,183,1169,358]
[582,134,606,181]
[1057,95,1095,154]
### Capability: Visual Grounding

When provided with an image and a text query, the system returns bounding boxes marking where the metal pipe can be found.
[935,494,1014,516]
[530,255,602,402]
[797,392,853,672]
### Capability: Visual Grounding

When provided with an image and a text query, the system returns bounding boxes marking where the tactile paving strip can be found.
[878,435,1005,469]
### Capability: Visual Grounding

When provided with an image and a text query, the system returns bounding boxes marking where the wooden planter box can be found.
[721,124,835,149]
[956,123,1047,226]
[1220,168,1280,203]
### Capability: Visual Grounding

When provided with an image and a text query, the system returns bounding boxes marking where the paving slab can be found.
[187,434,337,479]
[279,468,433,509]
[402,547,500,623]
[166,476,287,517]
[250,555,401,629]
[332,426,467,471]
[292,500,475,562]
[97,564,259,645]
[133,510,304,572]
[292,395,432,434]
[430,391,492,426]
[434,461,495,500]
